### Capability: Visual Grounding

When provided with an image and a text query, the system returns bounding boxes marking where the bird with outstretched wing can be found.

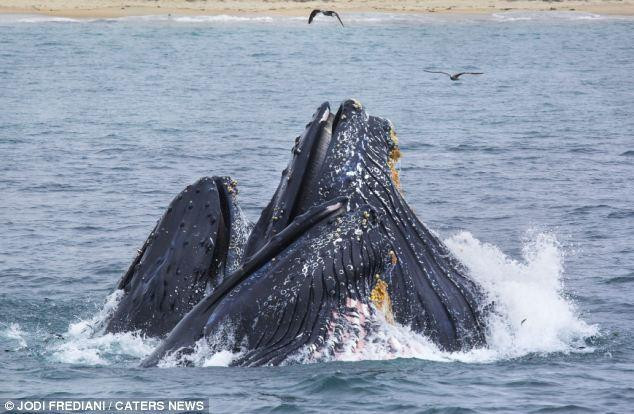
[424,70,483,81]
[308,9,345,27]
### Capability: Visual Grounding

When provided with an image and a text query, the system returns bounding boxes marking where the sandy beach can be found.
[0,0,633,18]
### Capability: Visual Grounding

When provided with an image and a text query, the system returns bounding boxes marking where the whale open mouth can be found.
[243,99,399,258]
[104,99,489,368]
[242,103,334,256]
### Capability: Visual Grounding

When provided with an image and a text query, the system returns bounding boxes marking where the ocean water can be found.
[1,11,633,413]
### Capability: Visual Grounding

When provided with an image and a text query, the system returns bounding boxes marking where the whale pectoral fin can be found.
[105,176,244,337]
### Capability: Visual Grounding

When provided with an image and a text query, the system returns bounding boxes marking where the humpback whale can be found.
[104,99,489,367]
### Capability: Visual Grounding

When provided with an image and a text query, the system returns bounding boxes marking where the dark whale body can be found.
[104,99,489,367]
[105,177,249,337]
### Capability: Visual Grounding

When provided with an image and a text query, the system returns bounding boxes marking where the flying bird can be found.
[308,9,345,27]
[424,70,484,81]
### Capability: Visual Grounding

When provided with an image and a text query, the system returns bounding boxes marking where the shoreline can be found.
[1,0,633,19]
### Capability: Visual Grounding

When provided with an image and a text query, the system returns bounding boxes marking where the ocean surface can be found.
[1,11,633,413]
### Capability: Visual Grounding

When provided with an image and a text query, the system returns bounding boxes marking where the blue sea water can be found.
[1,11,633,413]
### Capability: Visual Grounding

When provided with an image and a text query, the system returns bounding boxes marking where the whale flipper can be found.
[105,176,249,337]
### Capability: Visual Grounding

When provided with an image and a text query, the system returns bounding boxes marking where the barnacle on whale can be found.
[387,127,402,191]
[370,275,394,324]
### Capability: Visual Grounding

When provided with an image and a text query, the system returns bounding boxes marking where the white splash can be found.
[2,323,28,350]
[157,325,243,368]
[50,290,159,365]
[158,341,242,368]
[445,231,597,359]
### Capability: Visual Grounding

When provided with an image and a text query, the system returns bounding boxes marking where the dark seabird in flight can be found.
[424,70,484,81]
[308,9,345,27]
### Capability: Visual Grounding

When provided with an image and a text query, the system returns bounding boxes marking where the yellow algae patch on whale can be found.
[370,275,394,324]
[387,127,402,192]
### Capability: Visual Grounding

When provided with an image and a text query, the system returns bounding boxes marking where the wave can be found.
[607,209,634,219]
[0,13,276,25]
[115,14,275,23]
[491,12,607,22]
[171,15,274,23]
[602,275,634,285]
[0,15,83,23]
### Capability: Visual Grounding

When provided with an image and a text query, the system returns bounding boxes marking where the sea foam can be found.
[2,322,28,350]
[50,290,159,365]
